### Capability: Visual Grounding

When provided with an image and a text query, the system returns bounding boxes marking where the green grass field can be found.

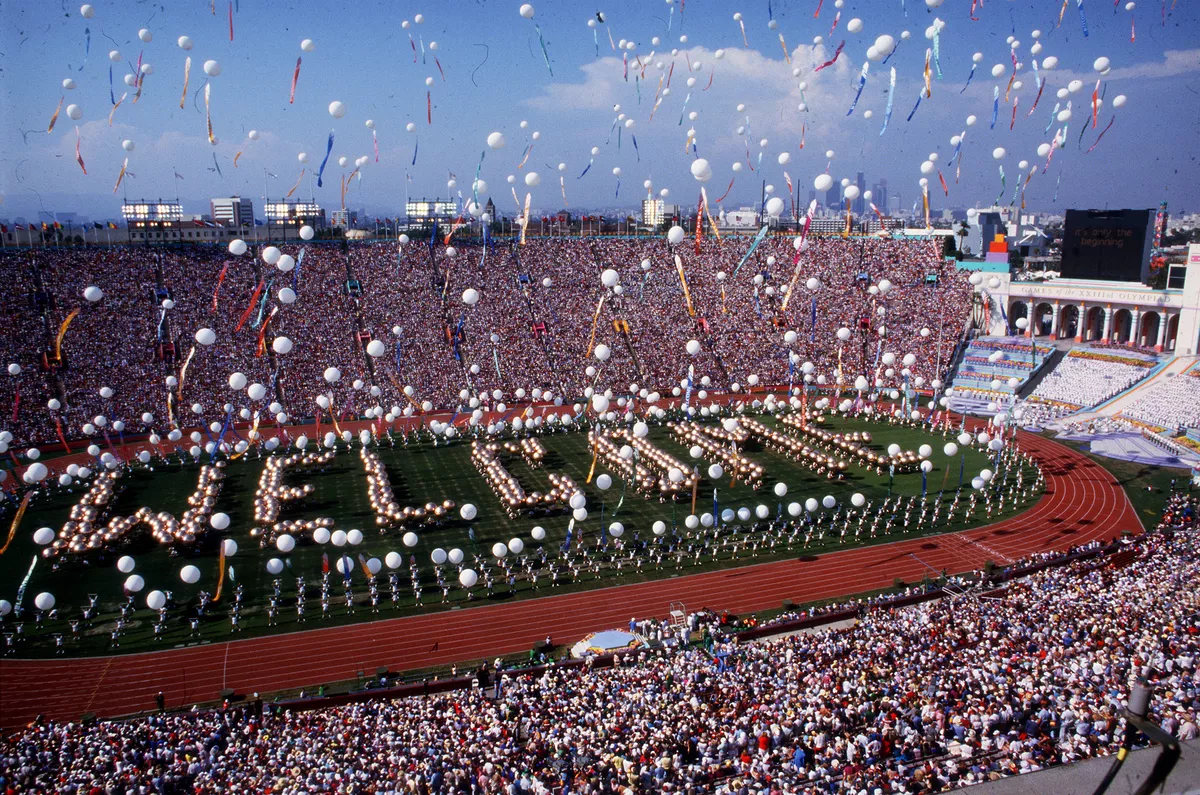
[0,414,1037,656]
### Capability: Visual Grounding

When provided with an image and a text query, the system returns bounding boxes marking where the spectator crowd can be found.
[0,235,971,449]
[1,494,1196,793]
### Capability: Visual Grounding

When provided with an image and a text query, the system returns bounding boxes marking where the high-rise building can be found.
[854,172,866,215]
[825,185,839,209]
[210,196,254,227]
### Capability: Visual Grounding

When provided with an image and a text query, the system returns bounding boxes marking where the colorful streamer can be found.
[112,157,128,193]
[108,92,126,126]
[316,130,334,188]
[204,82,215,144]
[534,23,553,76]
[845,62,869,116]
[990,85,1000,129]
[285,168,305,198]
[814,41,844,72]
[1086,116,1115,152]
[180,56,191,109]
[289,57,302,104]
[0,494,32,557]
[1077,0,1090,35]
[47,96,64,133]
[906,88,923,122]
[74,127,87,175]
[55,308,80,361]
[960,63,977,94]
[880,67,896,135]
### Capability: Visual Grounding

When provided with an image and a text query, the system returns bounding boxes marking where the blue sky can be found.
[1,0,1197,220]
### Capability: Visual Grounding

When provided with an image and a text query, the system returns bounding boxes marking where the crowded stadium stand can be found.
[0,236,971,446]
[946,338,1056,397]
[1118,364,1200,433]
[0,495,1195,793]
[1030,349,1158,410]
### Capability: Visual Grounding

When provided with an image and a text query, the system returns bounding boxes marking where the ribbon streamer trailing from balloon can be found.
[234,280,265,333]
[937,168,949,196]
[74,127,87,175]
[703,69,714,90]
[79,27,90,72]
[419,36,426,64]
[427,91,432,124]
[814,0,824,18]
[180,56,192,109]
[109,64,116,104]
[1010,96,1019,129]
[0,494,32,557]
[204,82,215,144]
[674,255,696,316]
[435,56,445,81]
[677,92,692,125]
[906,88,923,122]
[922,184,931,229]
[960,63,977,94]
[316,130,334,187]
[780,202,817,312]
[534,23,553,76]
[211,263,229,310]
[737,16,748,45]
[285,168,305,198]
[846,62,869,116]
[990,85,1000,129]
[104,87,125,124]
[715,177,735,203]
[560,175,568,206]
[1086,116,1115,152]
[252,278,274,328]
[255,307,278,356]
[1077,0,1089,34]
[1058,0,1071,26]
[409,34,417,63]
[779,33,791,64]
[814,41,844,72]
[289,57,302,104]
[584,295,607,358]
[995,166,1006,206]
[701,188,721,241]
[923,49,933,97]
[1027,76,1045,116]
[632,135,640,162]
[111,156,129,194]
[1090,80,1101,127]
[731,225,770,278]
[519,193,531,245]
[880,67,897,135]
[830,11,841,35]
[1045,102,1060,134]
[228,1,235,40]
[932,29,942,78]
[577,158,593,179]
[373,129,379,162]
[47,96,63,133]
[177,345,197,409]
[132,72,146,104]
[1004,50,1018,101]
[55,309,80,361]
[516,143,533,169]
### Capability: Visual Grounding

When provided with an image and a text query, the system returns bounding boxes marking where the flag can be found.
[107,222,118,229]
[173,170,185,181]
[94,222,103,229]
[53,221,62,230]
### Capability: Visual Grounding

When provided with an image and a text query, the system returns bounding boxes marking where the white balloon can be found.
[203,60,221,77]
[328,100,347,118]
[179,565,201,584]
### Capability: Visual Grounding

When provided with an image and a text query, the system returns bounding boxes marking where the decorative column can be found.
[1025,299,1035,337]
[1075,302,1087,343]
[1050,301,1060,337]
[1156,312,1168,352]
[1101,303,1113,343]
[1129,307,1141,347]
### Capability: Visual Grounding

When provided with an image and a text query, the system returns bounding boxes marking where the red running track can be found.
[0,430,1140,729]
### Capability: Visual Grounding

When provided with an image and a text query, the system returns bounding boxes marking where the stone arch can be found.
[1167,313,1180,351]
[1034,302,1055,336]
[1139,312,1161,349]
[1111,308,1133,344]
[1085,306,1105,342]
[1058,305,1079,340]
[1008,300,1029,334]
